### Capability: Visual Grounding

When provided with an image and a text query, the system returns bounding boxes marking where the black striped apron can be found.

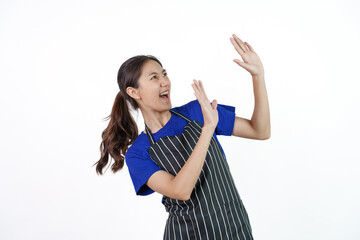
[145,109,254,240]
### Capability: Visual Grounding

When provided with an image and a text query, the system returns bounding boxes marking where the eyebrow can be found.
[148,69,166,76]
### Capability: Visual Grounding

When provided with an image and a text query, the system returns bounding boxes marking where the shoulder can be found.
[125,135,149,163]
[171,99,197,114]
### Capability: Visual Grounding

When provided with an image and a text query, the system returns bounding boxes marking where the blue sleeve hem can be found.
[214,103,236,136]
[135,168,162,196]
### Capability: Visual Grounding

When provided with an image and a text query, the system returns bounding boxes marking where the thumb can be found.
[212,99,218,110]
[233,59,249,69]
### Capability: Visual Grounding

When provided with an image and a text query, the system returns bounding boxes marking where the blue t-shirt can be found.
[125,99,236,196]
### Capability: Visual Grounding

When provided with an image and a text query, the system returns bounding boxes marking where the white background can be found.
[1,0,359,239]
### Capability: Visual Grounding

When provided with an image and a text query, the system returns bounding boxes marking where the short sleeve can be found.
[188,99,236,136]
[125,149,163,196]
[214,102,236,136]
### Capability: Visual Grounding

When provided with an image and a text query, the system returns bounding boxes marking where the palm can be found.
[230,34,264,76]
[191,79,218,128]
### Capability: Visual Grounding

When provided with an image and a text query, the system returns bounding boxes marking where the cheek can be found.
[141,86,158,100]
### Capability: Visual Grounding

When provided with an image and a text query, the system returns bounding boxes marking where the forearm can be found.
[251,74,271,139]
[171,125,215,200]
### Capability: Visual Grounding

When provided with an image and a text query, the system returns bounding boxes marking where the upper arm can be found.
[232,116,263,139]
[146,170,189,201]
[125,149,163,196]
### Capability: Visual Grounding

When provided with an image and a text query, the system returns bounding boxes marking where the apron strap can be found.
[144,123,155,145]
[144,109,193,145]
[169,109,192,122]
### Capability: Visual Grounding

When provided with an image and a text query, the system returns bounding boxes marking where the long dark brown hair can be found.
[93,55,163,175]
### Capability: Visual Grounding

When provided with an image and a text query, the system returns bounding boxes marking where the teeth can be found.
[160,91,169,96]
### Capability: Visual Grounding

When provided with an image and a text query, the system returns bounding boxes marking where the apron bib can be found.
[145,109,254,240]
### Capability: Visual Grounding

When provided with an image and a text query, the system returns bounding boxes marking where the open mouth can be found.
[159,94,169,100]
[159,91,170,100]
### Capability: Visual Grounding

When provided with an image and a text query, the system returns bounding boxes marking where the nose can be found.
[160,75,170,87]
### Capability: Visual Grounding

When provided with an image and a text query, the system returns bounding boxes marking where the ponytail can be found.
[94,91,138,175]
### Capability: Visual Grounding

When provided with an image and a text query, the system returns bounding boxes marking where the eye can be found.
[151,72,167,80]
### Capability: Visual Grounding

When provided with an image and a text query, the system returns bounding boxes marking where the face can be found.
[128,60,171,113]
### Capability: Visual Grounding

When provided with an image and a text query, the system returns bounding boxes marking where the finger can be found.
[232,34,247,53]
[198,80,209,100]
[192,81,200,95]
[192,83,200,98]
[193,79,201,91]
[243,42,250,52]
[193,79,201,93]
[233,59,249,69]
[193,80,205,99]
[245,42,255,52]
[230,37,245,56]
[193,87,200,100]
[192,83,207,107]
[212,99,218,110]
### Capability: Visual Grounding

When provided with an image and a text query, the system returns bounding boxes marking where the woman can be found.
[94,34,270,240]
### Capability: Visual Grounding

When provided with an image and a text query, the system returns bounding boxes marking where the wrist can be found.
[252,73,265,80]
[202,124,216,133]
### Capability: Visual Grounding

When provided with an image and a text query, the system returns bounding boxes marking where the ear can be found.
[126,86,141,100]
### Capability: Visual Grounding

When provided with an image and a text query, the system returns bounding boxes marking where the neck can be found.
[142,110,172,134]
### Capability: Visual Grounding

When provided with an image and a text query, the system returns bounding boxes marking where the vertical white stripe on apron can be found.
[172,215,176,240]
[176,216,183,240]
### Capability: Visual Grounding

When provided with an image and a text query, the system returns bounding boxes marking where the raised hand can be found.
[191,79,218,129]
[230,34,264,77]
